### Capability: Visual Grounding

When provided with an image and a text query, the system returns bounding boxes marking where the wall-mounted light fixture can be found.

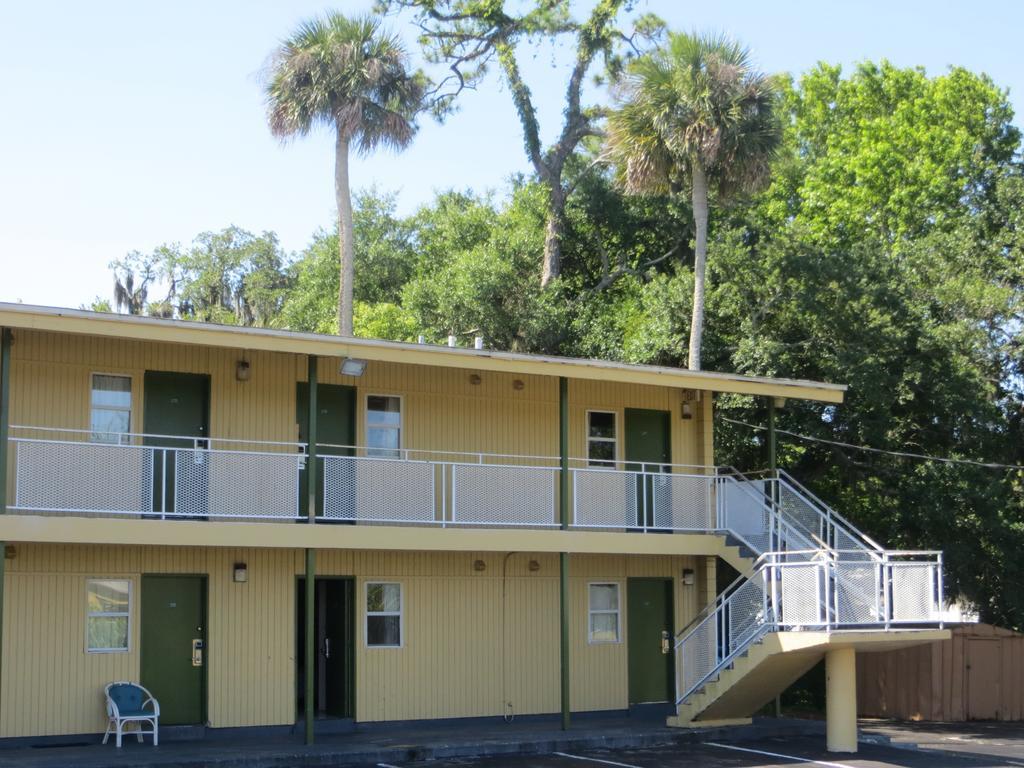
[528,559,541,572]
[681,390,701,419]
[473,559,487,572]
[233,563,248,583]
[681,568,696,586]
[339,358,367,377]
[235,360,251,382]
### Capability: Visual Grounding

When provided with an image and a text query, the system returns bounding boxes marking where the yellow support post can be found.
[825,647,857,753]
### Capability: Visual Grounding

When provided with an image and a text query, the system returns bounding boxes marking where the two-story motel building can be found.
[0,303,947,753]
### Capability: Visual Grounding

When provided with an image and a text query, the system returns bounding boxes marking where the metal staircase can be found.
[673,470,944,724]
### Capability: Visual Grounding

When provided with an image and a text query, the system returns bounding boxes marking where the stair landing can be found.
[669,628,950,728]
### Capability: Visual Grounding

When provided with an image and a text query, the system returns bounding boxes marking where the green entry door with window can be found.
[140,575,207,725]
[625,408,671,528]
[296,383,355,519]
[143,371,210,516]
[627,577,674,704]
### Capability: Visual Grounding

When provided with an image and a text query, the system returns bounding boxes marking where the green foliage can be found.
[401,185,567,350]
[102,228,291,326]
[98,55,1024,629]
[264,13,425,151]
[606,31,781,197]
[279,191,419,334]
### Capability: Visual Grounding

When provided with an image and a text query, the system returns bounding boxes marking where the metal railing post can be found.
[0,328,10,516]
[558,376,570,731]
[306,356,318,525]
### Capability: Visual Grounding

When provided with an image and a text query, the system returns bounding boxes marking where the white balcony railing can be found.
[10,427,303,520]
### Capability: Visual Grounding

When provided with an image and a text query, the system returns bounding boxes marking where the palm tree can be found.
[605,32,780,371]
[265,13,424,336]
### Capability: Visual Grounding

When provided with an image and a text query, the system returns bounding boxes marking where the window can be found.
[588,583,620,643]
[366,395,401,458]
[365,582,402,647]
[90,374,131,443]
[587,411,617,467]
[86,579,131,652]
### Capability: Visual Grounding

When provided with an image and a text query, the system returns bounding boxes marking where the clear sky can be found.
[1,1,1021,309]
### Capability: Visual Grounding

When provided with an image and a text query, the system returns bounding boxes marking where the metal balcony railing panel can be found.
[679,612,717,698]
[10,428,304,520]
[833,561,881,623]
[650,473,715,531]
[889,560,941,623]
[321,454,436,524]
[571,467,640,529]
[450,463,558,527]
[13,438,154,516]
[173,448,301,519]
[716,477,773,552]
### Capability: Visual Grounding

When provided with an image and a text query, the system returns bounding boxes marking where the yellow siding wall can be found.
[6,330,711,483]
[1,544,705,737]
[1,545,294,737]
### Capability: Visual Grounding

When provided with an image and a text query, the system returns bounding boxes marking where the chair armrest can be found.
[144,697,160,716]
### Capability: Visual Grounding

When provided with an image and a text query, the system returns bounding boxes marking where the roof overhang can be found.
[0,303,846,404]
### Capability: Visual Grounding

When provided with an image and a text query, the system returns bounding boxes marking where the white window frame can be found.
[89,372,133,445]
[365,394,403,458]
[585,410,618,468]
[587,581,621,644]
[364,581,403,649]
[85,578,132,654]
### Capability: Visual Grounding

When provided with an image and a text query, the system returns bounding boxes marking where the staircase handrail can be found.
[775,470,885,553]
[673,548,944,705]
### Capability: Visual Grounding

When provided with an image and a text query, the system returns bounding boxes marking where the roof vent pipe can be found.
[418,335,426,344]
[474,336,484,350]
[448,335,457,347]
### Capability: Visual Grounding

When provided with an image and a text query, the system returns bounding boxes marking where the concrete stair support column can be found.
[826,647,857,753]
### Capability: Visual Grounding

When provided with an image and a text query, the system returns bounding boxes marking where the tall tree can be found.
[605,32,780,370]
[110,250,163,315]
[265,13,424,335]
[384,0,662,287]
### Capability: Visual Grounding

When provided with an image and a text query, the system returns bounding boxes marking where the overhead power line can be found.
[720,416,1024,471]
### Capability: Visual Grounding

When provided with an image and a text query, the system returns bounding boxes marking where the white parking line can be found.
[704,742,858,768]
[377,763,403,768]
[553,751,645,768]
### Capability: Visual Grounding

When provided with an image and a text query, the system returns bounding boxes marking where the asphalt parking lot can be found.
[370,726,1024,768]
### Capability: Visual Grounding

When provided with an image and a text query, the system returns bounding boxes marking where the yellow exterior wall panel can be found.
[1,546,704,737]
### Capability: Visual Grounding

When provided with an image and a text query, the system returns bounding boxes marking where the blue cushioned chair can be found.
[102,682,159,747]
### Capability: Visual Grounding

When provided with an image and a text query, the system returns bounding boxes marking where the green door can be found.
[296,383,355,519]
[627,578,674,704]
[625,408,671,527]
[143,371,210,516]
[141,575,206,725]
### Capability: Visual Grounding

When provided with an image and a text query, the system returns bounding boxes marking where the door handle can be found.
[324,637,331,659]
[661,630,670,655]
[192,638,204,667]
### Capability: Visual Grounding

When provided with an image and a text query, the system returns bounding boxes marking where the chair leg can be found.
[153,721,159,747]
[102,722,111,745]
[116,720,123,748]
